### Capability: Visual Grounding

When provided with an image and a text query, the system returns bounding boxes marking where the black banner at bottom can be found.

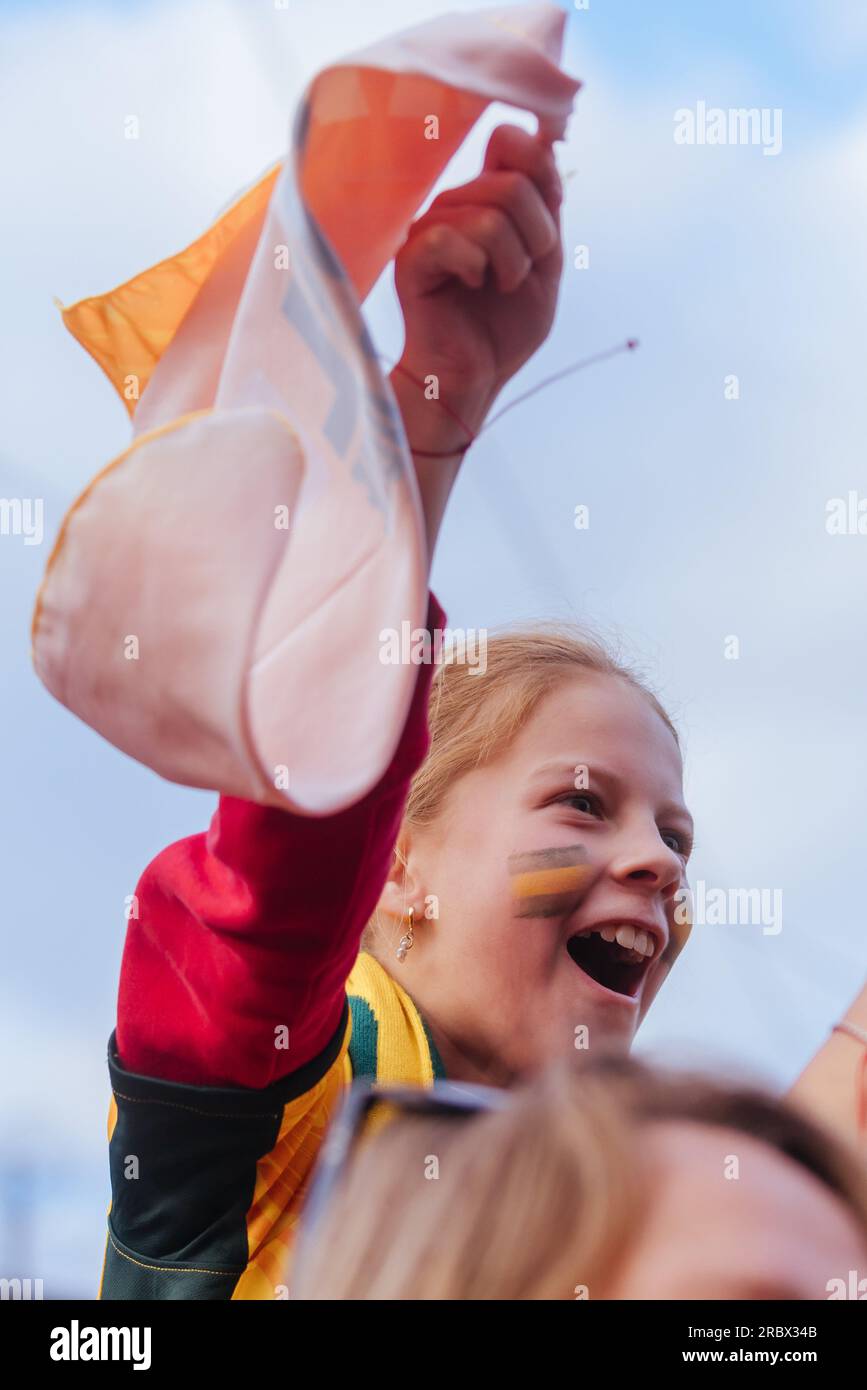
[5,1298,865,1374]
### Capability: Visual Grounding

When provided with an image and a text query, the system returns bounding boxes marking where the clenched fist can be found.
[393,123,564,454]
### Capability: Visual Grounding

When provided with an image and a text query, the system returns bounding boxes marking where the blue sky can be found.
[2,0,867,1294]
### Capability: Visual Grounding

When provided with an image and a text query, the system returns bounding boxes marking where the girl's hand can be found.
[393,123,564,454]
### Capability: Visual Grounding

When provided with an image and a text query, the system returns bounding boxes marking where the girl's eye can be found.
[661,829,690,859]
[557,794,692,860]
[564,793,603,817]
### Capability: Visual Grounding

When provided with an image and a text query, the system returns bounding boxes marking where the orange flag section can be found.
[58,166,280,415]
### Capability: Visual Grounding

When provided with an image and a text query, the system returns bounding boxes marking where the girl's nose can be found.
[609,829,684,899]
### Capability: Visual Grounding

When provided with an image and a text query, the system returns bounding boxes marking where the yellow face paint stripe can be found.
[510,864,593,898]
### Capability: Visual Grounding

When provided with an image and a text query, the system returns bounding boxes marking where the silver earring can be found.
[396,906,415,962]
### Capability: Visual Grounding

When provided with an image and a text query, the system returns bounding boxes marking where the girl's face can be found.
[381,671,693,1082]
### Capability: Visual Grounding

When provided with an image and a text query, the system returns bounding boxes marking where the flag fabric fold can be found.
[33,2,579,814]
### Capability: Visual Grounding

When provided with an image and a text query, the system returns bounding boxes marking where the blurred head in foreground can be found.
[292,1056,867,1300]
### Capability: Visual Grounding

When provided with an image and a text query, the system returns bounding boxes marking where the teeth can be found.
[572,925,658,959]
[616,946,644,964]
[587,925,657,959]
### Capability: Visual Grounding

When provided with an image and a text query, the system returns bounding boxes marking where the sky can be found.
[1,0,866,1295]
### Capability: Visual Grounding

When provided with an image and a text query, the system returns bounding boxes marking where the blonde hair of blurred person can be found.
[292,1056,867,1301]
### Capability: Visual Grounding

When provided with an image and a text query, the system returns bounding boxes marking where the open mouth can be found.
[566,925,657,999]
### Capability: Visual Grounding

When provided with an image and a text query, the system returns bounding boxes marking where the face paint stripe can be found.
[510,865,593,899]
[512,892,591,919]
[507,845,590,875]
[508,846,591,919]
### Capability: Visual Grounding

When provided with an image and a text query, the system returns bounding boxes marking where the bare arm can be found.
[788,981,867,1150]
[390,124,564,559]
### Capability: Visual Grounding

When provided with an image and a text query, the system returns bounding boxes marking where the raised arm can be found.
[392,125,563,558]
[101,126,566,1298]
[116,123,564,1088]
[788,981,867,1151]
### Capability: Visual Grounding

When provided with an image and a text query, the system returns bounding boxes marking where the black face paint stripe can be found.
[512,893,586,919]
[507,845,590,874]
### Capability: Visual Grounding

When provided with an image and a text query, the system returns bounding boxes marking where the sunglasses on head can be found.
[291,1078,509,1285]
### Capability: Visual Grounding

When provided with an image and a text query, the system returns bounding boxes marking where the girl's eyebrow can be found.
[530,759,694,833]
[657,798,695,836]
[528,757,597,787]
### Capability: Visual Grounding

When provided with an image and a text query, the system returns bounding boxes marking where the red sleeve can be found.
[115,593,445,1089]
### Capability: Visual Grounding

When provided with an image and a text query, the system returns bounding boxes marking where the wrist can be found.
[389,363,476,563]
[390,358,496,456]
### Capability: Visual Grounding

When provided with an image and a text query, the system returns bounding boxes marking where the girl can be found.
[97,121,862,1302]
[100,125,694,1301]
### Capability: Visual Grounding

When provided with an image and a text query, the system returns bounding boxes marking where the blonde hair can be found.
[292,1056,867,1300]
[364,622,678,950]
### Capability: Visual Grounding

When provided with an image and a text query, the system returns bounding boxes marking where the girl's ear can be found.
[375,834,427,922]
